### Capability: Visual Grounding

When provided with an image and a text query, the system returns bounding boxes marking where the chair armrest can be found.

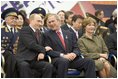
[109,54,117,68]
[47,55,52,63]
[1,54,6,78]
[1,54,5,68]
[111,54,117,68]
[1,67,6,78]
[81,55,84,58]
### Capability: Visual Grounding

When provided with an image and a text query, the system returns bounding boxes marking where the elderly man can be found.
[44,14,96,78]
[1,7,19,77]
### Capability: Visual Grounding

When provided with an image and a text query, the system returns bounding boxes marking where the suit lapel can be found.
[69,28,78,41]
[65,24,70,30]
[29,27,39,43]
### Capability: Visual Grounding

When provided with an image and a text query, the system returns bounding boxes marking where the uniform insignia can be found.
[1,26,5,28]
[5,27,9,32]
[3,37,5,39]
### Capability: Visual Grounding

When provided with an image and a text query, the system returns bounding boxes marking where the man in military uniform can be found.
[1,7,19,77]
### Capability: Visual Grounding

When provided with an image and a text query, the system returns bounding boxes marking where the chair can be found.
[31,55,52,78]
[1,54,6,78]
[16,55,51,78]
[48,55,85,78]
[108,53,117,69]
[67,69,84,78]
[67,55,85,78]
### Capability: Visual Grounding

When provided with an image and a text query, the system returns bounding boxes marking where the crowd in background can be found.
[1,6,117,78]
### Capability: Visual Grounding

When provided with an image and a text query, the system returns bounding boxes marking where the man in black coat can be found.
[44,14,96,78]
[106,18,117,57]
[16,14,53,78]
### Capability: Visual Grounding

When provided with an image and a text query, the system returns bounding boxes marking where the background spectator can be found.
[57,10,66,25]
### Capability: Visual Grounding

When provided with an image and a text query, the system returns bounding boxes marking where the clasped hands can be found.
[62,53,77,61]
[98,54,108,63]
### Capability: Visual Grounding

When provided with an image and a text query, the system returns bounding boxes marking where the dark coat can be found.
[106,32,117,56]
[16,26,46,61]
[61,24,70,30]
[43,29,81,58]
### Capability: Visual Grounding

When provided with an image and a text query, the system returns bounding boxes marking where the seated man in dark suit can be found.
[44,14,96,78]
[16,13,53,78]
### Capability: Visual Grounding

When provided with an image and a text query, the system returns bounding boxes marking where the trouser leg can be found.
[52,57,69,78]
[70,58,96,78]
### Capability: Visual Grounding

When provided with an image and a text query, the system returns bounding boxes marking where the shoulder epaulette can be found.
[1,26,5,28]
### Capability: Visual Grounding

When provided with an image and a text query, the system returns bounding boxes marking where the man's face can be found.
[98,11,104,20]
[31,15,43,29]
[5,16,17,27]
[47,15,60,31]
[57,11,65,21]
[66,14,74,25]
[72,18,82,30]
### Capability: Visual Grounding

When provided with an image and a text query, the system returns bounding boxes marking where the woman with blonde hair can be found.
[78,17,117,78]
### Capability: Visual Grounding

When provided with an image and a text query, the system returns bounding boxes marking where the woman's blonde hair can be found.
[82,17,97,29]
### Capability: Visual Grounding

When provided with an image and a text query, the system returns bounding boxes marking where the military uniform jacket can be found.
[1,25,19,77]
[1,25,19,53]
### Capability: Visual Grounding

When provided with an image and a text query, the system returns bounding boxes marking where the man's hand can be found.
[37,53,44,61]
[45,46,53,51]
[63,53,77,61]
[69,53,77,60]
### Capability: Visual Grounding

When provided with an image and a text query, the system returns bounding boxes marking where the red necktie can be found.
[56,31,66,49]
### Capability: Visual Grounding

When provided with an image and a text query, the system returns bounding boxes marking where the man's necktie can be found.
[10,28,14,34]
[56,31,66,49]
[35,30,40,42]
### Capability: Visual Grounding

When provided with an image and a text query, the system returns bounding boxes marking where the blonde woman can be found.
[78,17,116,78]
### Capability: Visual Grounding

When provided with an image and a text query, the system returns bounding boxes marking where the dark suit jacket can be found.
[61,24,70,30]
[69,28,83,41]
[68,28,78,42]
[1,24,19,77]
[16,26,46,61]
[106,32,117,53]
[61,24,83,38]
[44,29,81,58]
